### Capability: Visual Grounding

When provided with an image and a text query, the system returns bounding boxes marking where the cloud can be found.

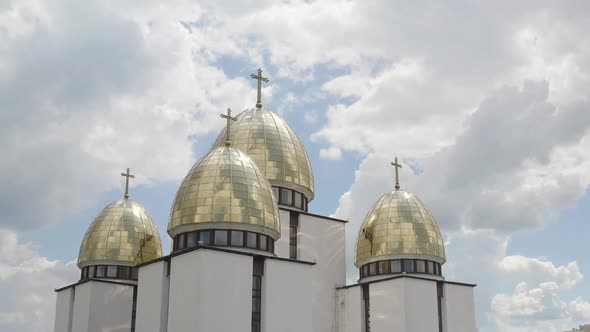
[319,147,342,160]
[499,256,583,289]
[0,0,256,231]
[0,229,78,332]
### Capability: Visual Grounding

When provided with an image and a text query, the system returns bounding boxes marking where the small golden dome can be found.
[78,199,163,268]
[355,190,445,266]
[167,146,281,239]
[211,107,315,201]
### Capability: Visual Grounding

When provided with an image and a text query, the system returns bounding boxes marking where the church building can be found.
[53,69,477,332]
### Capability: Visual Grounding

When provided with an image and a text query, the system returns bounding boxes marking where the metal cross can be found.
[250,68,269,108]
[120,168,135,199]
[220,108,238,146]
[390,157,403,190]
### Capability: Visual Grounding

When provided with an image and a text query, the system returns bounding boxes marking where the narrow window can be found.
[437,282,444,332]
[362,284,371,332]
[96,265,106,278]
[107,265,117,278]
[231,231,244,246]
[378,261,389,274]
[369,263,377,276]
[199,231,211,245]
[259,234,267,251]
[252,258,264,332]
[246,232,258,248]
[293,192,303,209]
[280,188,292,205]
[88,265,96,278]
[427,261,435,274]
[416,260,426,273]
[119,266,130,280]
[272,187,279,201]
[186,232,197,248]
[361,265,369,277]
[178,233,186,249]
[391,260,402,273]
[130,286,138,332]
[131,268,139,280]
[214,230,228,246]
[289,211,299,259]
[403,259,415,273]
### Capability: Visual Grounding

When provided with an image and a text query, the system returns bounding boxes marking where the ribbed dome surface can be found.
[355,190,445,266]
[211,107,314,201]
[167,146,280,238]
[78,199,163,268]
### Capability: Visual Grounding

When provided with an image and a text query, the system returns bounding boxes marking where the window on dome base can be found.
[359,258,443,279]
[172,229,275,254]
[80,265,139,281]
[274,186,308,211]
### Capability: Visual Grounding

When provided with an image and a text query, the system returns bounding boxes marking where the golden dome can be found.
[78,199,163,268]
[211,107,315,201]
[355,190,445,266]
[167,146,280,239]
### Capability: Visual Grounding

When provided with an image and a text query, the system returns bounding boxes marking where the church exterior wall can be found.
[136,260,169,332]
[444,283,477,332]
[275,209,291,258]
[70,281,134,332]
[54,287,74,332]
[167,249,252,332]
[262,259,313,331]
[298,213,346,332]
[336,286,363,332]
[370,278,407,331]
[403,277,439,331]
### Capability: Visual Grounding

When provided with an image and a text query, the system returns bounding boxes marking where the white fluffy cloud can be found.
[0,229,77,332]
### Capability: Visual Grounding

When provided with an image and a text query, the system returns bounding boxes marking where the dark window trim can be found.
[362,283,371,332]
[359,259,443,279]
[274,186,308,212]
[80,265,139,281]
[173,229,275,254]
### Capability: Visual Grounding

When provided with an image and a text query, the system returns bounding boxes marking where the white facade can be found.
[336,276,476,332]
[54,280,135,332]
[55,209,477,332]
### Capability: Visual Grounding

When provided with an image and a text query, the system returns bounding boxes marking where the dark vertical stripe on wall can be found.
[131,285,138,332]
[437,282,444,332]
[362,284,370,332]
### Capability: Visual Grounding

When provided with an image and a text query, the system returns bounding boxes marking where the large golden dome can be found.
[355,190,445,266]
[210,107,315,201]
[78,199,163,268]
[167,146,280,239]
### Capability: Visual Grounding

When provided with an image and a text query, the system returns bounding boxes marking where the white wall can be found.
[136,260,170,332]
[275,209,290,258]
[54,287,74,332]
[403,278,439,332]
[167,249,252,332]
[71,283,91,332]
[263,259,313,332]
[71,281,134,332]
[298,213,346,332]
[444,283,477,332]
[336,287,363,332]
[370,279,406,332]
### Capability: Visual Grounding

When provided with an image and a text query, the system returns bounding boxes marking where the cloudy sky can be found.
[2,0,590,331]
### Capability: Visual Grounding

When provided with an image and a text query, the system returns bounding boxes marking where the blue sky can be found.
[2,1,590,331]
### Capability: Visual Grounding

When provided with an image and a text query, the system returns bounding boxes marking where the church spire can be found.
[390,157,402,190]
[220,108,238,146]
[250,68,269,108]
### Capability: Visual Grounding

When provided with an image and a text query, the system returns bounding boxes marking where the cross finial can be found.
[220,108,238,146]
[250,68,269,108]
[390,157,403,190]
[120,168,135,199]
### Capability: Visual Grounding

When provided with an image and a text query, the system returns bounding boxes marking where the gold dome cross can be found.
[250,68,269,108]
[120,168,135,199]
[390,157,402,190]
[220,108,238,146]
